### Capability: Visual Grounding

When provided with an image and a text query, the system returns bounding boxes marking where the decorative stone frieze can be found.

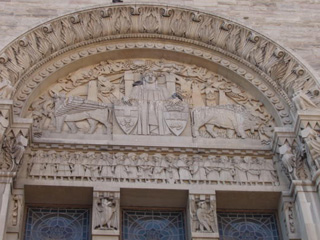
[25,150,279,185]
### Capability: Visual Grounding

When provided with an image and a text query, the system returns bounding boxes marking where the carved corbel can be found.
[18,37,29,47]
[130,6,141,16]
[160,7,173,17]
[220,21,233,31]
[100,8,112,18]
[92,191,120,234]
[69,14,81,24]
[189,194,219,239]
[42,24,53,34]
[274,48,285,58]
[248,32,260,43]
[191,12,203,23]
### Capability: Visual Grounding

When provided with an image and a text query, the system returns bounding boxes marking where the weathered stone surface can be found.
[0,0,320,75]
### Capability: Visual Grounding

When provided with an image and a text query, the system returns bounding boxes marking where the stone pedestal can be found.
[192,232,220,240]
[92,230,120,240]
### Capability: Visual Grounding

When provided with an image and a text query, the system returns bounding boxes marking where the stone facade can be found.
[0,2,320,240]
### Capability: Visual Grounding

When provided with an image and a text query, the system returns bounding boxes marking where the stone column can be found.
[5,189,24,240]
[278,195,301,240]
[0,173,15,240]
[189,193,219,240]
[92,191,120,240]
[292,181,320,240]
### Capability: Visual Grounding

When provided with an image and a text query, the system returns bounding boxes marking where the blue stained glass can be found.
[218,212,280,240]
[24,207,90,240]
[122,209,186,240]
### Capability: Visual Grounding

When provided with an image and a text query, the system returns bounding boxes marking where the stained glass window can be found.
[24,207,90,240]
[218,212,280,240]
[122,209,186,240]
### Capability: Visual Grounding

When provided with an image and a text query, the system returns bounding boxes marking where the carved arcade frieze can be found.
[24,150,279,185]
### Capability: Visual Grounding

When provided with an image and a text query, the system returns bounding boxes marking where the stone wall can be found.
[0,0,320,75]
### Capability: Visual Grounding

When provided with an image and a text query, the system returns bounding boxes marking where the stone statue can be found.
[94,198,118,230]
[279,143,296,178]
[196,201,217,232]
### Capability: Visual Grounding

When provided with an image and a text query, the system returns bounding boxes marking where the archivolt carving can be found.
[0,4,319,118]
[28,59,274,142]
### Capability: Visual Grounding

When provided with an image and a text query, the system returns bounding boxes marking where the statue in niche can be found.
[195,201,217,232]
[115,71,189,136]
[94,198,118,230]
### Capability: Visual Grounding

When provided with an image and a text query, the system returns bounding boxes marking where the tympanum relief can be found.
[25,150,279,185]
[28,59,274,144]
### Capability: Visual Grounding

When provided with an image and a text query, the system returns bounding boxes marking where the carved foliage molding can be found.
[0,129,28,172]
[0,4,319,121]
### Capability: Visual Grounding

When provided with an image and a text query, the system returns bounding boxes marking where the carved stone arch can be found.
[1,4,320,240]
[0,3,318,175]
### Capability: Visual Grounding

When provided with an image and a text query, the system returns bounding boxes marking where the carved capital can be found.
[0,114,32,173]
